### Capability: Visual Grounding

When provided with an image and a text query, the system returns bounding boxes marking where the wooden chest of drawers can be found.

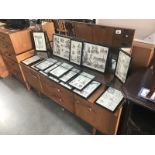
[0,26,34,87]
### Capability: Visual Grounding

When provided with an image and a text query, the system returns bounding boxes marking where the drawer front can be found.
[3,56,24,81]
[92,104,122,134]
[75,99,122,134]
[40,75,60,103]
[58,86,74,113]
[26,69,42,91]
[75,101,96,126]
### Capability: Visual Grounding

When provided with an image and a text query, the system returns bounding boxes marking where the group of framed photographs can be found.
[52,34,110,74]
[52,34,131,84]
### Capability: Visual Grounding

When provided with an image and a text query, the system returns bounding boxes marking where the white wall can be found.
[96,19,155,39]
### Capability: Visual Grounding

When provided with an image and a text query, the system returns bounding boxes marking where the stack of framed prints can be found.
[44,62,62,74]
[70,40,83,65]
[49,62,73,78]
[69,72,95,90]
[73,81,101,98]
[82,42,109,73]
[22,55,41,65]
[35,58,57,70]
[96,87,124,112]
[59,68,80,82]
[115,50,131,83]
[53,34,71,60]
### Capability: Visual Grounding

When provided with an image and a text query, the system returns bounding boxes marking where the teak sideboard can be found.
[21,63,123,135]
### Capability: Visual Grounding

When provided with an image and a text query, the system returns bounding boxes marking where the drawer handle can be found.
[57,89,60,92]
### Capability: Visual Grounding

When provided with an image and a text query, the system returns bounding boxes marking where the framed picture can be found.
[96,87,124,112]
[53,34,71,60]
[49,62,73,78]
[60,68,80,83]
[82,42,109,73]
[22,55,41,66]
[32,32,47,51]
[115,50,131,83]
[35,58,57,70]
[44,62,62,74]
[69,72,95,90]
[70,40,83,65]
[73,81,101,98]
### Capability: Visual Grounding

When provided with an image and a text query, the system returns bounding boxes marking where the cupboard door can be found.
[40,75,60,103]
[75,100,95,126]
[58,86,74,113]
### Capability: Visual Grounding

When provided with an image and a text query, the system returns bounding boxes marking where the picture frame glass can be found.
[33,32,47,51]
[115,50,131,83]
[96,87,124,112]
[53,34,71,60]
[73,81,101,98]
[82,43,109,73]
[69,72,95,90]
[70,40,82,65]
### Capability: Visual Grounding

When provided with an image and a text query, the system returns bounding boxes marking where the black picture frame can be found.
[95,87,124,112]
[73,81,101,99]
[82,41,109,73]
[52,33,71,61]
[115,49,131,83]
[69,39,83,66]
[32,31,47,51]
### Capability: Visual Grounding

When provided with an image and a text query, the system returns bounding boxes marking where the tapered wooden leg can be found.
[92,127,97,135]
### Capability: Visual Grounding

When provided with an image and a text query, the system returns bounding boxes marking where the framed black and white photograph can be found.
[70,40,83,65]
[32,32,47,51]
[115,50,131,83]
[53,34,71,60]
[96,87,124,112]
[35,58,57,70]
[82,42,109,73]
[73,81,101,98]
[69,72,95,90]
[60,68,80,83]
[49,62,73,78]
[44,62,62,74]
[22,55,41,66]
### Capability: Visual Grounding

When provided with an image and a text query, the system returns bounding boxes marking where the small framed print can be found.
[44,62,62,74]
[60,68,80,83]
[82,42,109,73]
[96,87,124,112]
[53,34,71,60]
[32,32,47,51]
[70,40,83,65]
[22,55,41,66]
[49,62,73,78]
[35,58,57,70]
[69,72,95,90]
[115,50,131,83]
[73,81,101,99]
